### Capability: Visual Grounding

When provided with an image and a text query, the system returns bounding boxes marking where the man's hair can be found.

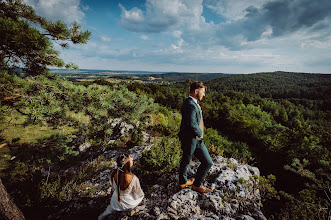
[190,81,206,93]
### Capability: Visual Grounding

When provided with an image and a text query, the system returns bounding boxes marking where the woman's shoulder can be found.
[129,173,136,178]
[126,173,135,181]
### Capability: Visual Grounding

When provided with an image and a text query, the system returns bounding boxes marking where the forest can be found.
[1,0,330,219]
[123,72,331,219]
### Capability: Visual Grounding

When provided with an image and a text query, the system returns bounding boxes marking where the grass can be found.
[0,146,10,177]
[0,110,89,144]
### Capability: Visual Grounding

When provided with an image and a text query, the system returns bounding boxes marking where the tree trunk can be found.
[0,178,25,220]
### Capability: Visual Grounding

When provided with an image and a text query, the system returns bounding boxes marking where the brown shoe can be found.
[179,178,195,189]
[191,185,213,193]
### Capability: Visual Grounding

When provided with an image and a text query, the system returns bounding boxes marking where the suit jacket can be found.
[178,97,203,143]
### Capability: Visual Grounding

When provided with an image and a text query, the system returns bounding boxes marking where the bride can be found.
[98,154,144,220]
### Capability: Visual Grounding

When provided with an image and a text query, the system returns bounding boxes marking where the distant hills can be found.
[51,69,231,82]
[51,69,331,103]
[205,71,331,99]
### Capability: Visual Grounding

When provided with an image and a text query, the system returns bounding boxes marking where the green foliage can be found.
[128,127,144,147]
[203,128,251,160]
[122,73,330,219]
[150,105,181,136]
[0,72,155,148]
[139,136,182,176]
[126,81,185,110]
[40,176,78,201]
[37,133,78,160]
[256,174,279,202]
[1,68,330,219]
[0,0,91,75]
[206,72,331,111]
[227,160,238,171]
[40,155,113,201]
[278,189,330,220]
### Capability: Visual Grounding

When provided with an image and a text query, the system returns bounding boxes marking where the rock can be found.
[56,135,267,220]
[153,206,161,216]
[128,144,152,160]
[236,215,255,220]
[78,142,91,152]
[188,214,219,219]
[230,199,239,212]
[251,207,267,220]
[167,188,201,218]
[108,139,116,144]
[248,166,260,177]
[108,118,135,140]
[156,213,170,220]
[200,194,224,212]
[138,156,267,220]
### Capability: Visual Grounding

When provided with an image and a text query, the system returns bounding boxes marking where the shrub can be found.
[139,136,182,176]
[204,128,252,160]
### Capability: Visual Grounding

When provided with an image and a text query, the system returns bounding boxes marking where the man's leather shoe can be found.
[179,178,195,189]
[191,185,213,193]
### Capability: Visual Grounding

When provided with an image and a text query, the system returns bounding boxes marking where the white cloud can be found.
[118,3,145,23]
[24,0,85,24]
[118,0,204,32]
[100,36,111,42]
[140,35,149,40]
[51,0,331,74]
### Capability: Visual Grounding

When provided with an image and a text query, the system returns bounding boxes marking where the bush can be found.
[203,128,251,160]
[139,136,182,176]
[149,106,181,137]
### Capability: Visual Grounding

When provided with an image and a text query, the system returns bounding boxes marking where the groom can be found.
[178,81,213,193]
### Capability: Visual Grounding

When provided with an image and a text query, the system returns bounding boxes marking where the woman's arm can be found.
[132,176,144,199]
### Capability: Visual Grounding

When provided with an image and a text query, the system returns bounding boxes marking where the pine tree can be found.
[0,0,91,75]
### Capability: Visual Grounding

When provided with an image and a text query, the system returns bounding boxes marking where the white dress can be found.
[98,175,144,220]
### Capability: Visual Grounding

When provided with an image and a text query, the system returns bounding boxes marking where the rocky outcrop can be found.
[103,156,266,220]
[45,133,266,219]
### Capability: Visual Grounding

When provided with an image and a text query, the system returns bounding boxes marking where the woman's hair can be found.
[111,154,132,204]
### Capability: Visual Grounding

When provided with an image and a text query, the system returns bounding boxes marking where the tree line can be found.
[123,74,331,219]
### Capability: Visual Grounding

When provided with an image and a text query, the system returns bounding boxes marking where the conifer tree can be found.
[0,0,91,75]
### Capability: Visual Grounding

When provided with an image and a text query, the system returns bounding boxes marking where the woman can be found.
[98,154,144,220]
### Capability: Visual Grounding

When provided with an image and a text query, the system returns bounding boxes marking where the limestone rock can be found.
[78,142,91,152]
[132,156,267,220]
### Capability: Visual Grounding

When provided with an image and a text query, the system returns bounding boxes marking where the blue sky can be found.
[24,0,331,73]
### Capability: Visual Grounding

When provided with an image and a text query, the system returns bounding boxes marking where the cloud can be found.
[100,35,111,42]
[118,0,203,33]
[201,0,331,50]
[24,0,85,24]
[53,0,331,74]
[203,0,266,20]
[262,0,331,36]
[118,0,331,51]
[140,35,149,40]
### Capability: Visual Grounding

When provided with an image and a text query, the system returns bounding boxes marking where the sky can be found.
[24,0,331,74]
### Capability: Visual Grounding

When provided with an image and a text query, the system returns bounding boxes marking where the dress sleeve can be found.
[132,176,144,199]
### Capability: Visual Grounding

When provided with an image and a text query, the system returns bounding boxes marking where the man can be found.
[178,81,213,193]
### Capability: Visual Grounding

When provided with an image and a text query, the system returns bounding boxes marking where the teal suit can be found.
[178,97,213,187]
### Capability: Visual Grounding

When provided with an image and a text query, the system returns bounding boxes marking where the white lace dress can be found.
[98,175,144,220]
